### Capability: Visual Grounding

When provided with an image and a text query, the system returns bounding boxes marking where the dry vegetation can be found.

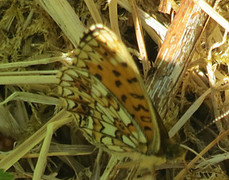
[0,0,229,179]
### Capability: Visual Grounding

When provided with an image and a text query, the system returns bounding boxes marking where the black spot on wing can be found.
[115,80,122,87]
[133,104,149,112]
[127,77,138,84]
[121,94,127,103]
[112,70,121,77]
[97,65,103,70]
[94,73,102,81]
[130,93,144,100]
[121,62,128,67]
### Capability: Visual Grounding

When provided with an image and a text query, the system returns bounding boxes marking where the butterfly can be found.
[57,24,178,159]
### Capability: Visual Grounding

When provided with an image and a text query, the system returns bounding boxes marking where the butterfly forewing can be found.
[58,24,161,154]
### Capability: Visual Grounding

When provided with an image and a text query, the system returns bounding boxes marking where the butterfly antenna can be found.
[184,110,229,143]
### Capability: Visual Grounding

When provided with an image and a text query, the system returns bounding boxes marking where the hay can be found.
[0,0,229,179]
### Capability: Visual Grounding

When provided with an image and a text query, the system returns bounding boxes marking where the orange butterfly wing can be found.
[58,25,162,154]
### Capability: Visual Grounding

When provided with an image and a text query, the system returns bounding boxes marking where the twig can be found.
[128,0,150,77]
[109,0,121,38]
[84,0,103,24]
[193,0,229,31]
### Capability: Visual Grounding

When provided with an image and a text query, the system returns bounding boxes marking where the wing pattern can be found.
[57,24,162,155]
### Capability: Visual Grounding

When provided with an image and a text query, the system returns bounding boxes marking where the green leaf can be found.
[0,169,14,180]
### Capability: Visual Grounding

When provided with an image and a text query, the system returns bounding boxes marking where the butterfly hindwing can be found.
[58,66,147,152]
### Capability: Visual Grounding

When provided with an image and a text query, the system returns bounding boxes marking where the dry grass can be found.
[0,0,229,179]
